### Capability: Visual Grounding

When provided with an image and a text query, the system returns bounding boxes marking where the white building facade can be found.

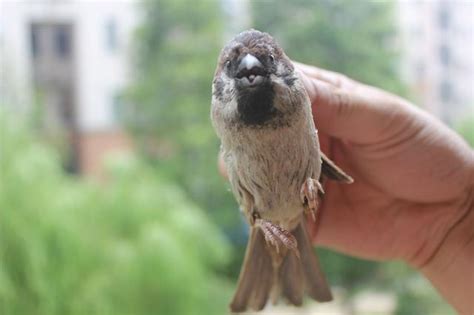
[397,0,474,125]
[0,0,140,175]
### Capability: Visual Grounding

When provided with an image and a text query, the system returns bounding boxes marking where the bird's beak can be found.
[238,54,263,73]
[236,54,266,86]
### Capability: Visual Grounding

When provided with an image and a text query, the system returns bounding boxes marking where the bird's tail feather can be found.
[291,220,333,302]
[230,218,332,313]
[230,227,273,312]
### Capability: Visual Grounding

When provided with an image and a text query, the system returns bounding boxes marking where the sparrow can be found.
[211,29,353,312]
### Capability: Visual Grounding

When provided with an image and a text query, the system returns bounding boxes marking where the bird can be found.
[210,29,353,312]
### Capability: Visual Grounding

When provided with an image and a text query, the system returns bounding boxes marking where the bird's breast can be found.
[228,122,321,227]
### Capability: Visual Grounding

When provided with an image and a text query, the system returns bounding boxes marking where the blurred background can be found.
[0,0,473,314]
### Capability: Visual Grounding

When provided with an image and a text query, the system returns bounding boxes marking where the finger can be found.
[294,61,348,88]
[298,69,403,145]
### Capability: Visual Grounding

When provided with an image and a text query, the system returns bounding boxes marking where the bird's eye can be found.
[269,54,275,63]
[225,60,231,69]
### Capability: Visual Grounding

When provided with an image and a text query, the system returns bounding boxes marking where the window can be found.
[30,25,40,57]
[55,25,71,58]
[439,80,452,102]
[438,6,450,30]
[439,44,450,66]
[105,18,119,52]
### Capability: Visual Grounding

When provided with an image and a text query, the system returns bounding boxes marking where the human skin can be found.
[297,62,474,314]
[218,62,474,314]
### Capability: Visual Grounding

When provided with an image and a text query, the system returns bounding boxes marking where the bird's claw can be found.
[256,219,298,256]
[300,178,324,222]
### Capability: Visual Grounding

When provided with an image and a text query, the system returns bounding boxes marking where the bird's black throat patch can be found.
[236,81,276,126]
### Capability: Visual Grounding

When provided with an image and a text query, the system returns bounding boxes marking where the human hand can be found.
[296,62,474,314]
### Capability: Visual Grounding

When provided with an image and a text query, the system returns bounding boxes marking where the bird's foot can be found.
[300,178,324,222]
[255,218,298,256]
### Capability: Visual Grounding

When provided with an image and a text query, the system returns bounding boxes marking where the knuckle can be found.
[333,91,353,117]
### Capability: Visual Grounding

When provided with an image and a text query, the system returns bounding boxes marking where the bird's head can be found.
[212,29,301,128]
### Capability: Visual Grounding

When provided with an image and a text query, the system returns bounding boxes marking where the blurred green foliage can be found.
[456,115,474,147]
[383,262,456,315]
[0,113,232,315]
[126,0,240,232]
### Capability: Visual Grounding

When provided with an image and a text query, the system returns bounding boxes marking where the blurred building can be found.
[397,0,474,125]
[0,0,139,176]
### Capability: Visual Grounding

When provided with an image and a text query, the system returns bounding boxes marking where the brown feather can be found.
[230,218,332,312]
[293,220,333,301]
[230,228,273,312]
[279,251,304,306]
[321,152,354,183]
